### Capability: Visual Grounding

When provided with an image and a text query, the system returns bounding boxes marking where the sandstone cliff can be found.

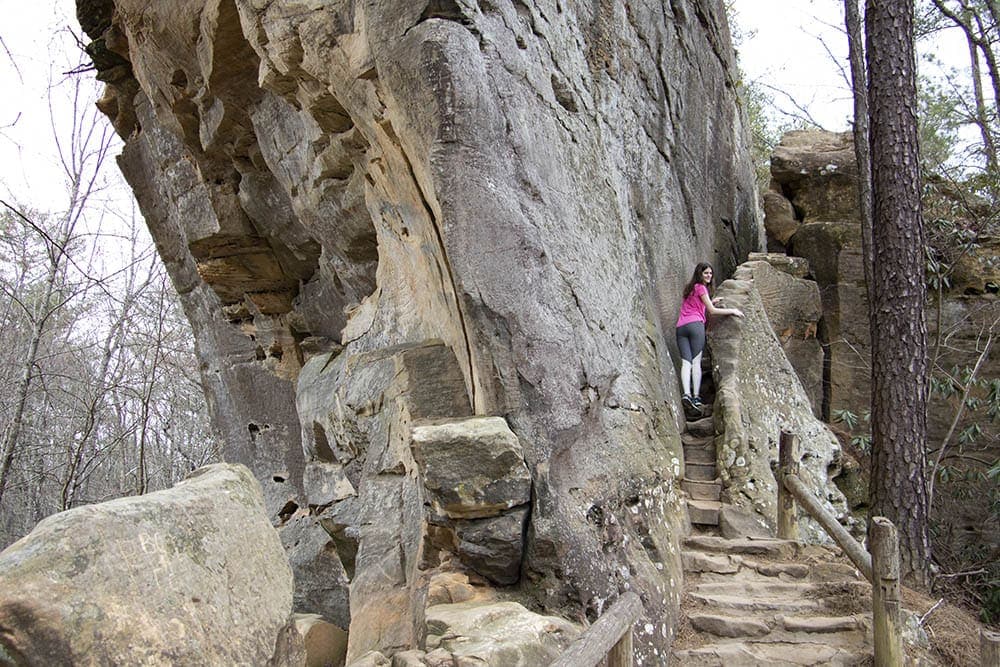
[76,0,760,661]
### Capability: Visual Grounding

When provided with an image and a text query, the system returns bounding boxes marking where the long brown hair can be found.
[682,262,714,298]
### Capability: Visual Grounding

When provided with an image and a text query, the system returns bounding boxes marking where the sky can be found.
[731,0,855,131]
[0,0,977,216]
[731,0,972,134]
[0,0,113,212]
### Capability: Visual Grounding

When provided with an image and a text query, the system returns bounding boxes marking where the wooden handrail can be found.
[550,591,642,667]
[777,431,894,665]
[782,474,874,582]
[777,432,873,581]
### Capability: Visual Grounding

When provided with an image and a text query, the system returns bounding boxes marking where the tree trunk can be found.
[845,0,876,294]
[865,0,932,588]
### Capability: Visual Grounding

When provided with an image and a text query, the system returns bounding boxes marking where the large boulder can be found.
[739,256,823,416]
[411,417,531,520]
[769,130,860,224]
[708,272,856,542]
[424,600,580,665]
[0,464,292,665]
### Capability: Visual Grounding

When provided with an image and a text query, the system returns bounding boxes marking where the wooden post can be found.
[870,517,902,667]
[777,431,799,541]
[983,628,1000,667]
[607,627,634,667]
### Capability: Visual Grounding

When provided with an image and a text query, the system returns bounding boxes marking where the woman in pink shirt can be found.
[675,263,743,414]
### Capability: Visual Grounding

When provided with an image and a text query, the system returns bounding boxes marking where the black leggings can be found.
[676,321,705,362]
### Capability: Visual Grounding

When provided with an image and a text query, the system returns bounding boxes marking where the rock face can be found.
[0,464,292,665]
[766,130,1000,451]
[76,0,761,661]
[708,270,854,543]
[743,255,823,415]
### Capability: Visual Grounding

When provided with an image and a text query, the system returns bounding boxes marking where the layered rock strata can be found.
[76,0,761,660]
[765,130,999,446]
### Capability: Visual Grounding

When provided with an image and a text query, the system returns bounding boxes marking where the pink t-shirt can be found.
[676,283,708,327]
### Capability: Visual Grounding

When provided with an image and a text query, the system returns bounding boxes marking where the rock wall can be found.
[766,131,999,440]
[76,0,761,661]
[709,263,854,542]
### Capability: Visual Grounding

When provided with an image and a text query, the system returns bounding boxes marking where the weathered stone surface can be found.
[292,614,349,667]
[746,252,810,279]
[347,652,391,667]
[280,513,352,630]
[736,260,823,416]
[718,504,772,540]
[762,190,799,250]
[787,221,868,420]
[708,274,855,543]
[78,0,762,660]
[0,464,292,665]
[303,461,357,508]
[770,130,859,224]
[949,239,1000,294]
[426,571,480,607]
[451,508,529,585]
[425,601,579,666]
[411,417,531,520]
[270,618,309,667]
[297,341,471,661]
[772,131,1000,470]
[689,613,771,638]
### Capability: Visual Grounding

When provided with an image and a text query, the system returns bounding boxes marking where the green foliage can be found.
[833,409,872,453]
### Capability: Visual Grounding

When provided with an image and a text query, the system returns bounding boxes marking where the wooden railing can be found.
[776,431,900,666]
[550,591,642,667]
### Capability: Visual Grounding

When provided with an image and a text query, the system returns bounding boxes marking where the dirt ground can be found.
[901,586,985,665]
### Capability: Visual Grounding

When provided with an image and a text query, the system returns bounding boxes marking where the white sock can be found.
[680,360,692,396]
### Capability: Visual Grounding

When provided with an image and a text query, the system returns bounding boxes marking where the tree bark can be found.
[865,0,932,587]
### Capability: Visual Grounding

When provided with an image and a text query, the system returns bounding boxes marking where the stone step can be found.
[681,432,715,448]
[683,445,716,464]
[688,499,722,525]
[681,550,739,574]
[686,415,715,437]
[688,592,822,613]
[672,641,871,666]
[779,614,868,634]
[808,561,868,582]
[685,462,717,481]
[683,535,799,558]
[688,612,871,646]
[689,613,771,638]
[739,558,809,579]
[682,478,722,501]
[693,581,826,597]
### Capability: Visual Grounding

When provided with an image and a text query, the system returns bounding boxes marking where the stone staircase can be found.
[681,416,724,526]
[672,535,874,665]
[676,351,875,665]
[681,351,726,527]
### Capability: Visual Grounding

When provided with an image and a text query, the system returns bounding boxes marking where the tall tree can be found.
[866,0,932,586]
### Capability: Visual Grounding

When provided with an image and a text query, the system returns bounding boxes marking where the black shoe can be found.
[682,395,702,419]
[691,396,705,409]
